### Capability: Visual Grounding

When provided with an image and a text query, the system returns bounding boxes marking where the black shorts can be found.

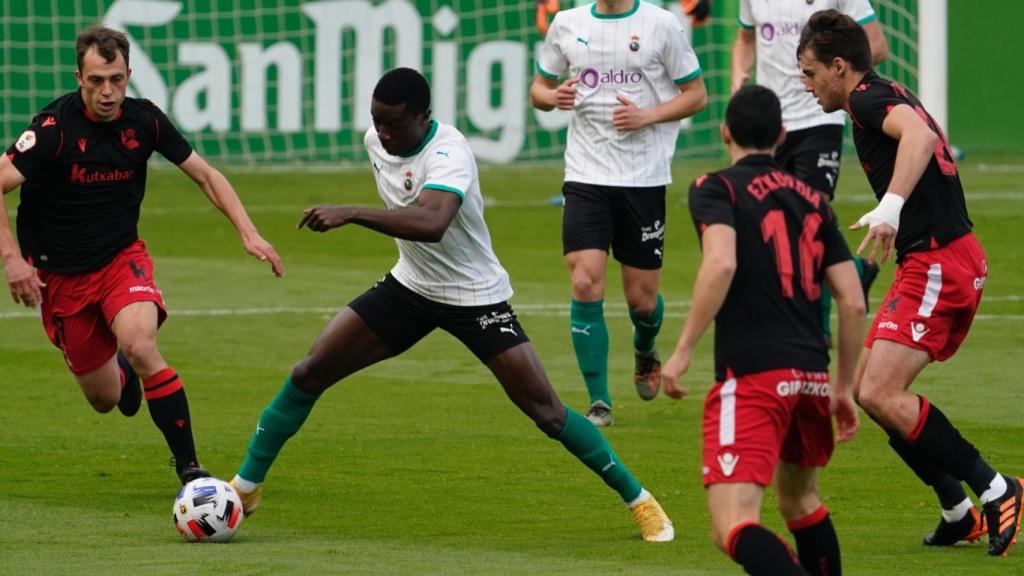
[561,181,666,270]
[347,274,530,362]
[775,124,844,200]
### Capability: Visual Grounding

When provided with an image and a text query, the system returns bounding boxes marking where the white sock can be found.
[941,497,973,523]
[628,488,651,509]
[980,474,1008,505]
[231,475,259,493]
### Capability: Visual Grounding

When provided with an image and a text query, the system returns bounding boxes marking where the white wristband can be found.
[857,192,904,231]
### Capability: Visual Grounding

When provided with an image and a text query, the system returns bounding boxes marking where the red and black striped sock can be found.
[788,506,841,576]
[144,368,199,470]
[728,522,809,576]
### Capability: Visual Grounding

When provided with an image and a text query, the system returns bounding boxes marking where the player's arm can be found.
[730,28,756,94]
[863,20,889,65]
[297,188,461,243]
[849,104,936,262]
[661,223,736,398]
[0,155,45,308]
[530,74,579,112]
[823,259,865,442]
[613,76,707,131]
[177,152,283,276]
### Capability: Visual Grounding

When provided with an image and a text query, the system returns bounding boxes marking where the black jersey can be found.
[6,92,193,274]
[688,155,852,381]
[845,71,972,259]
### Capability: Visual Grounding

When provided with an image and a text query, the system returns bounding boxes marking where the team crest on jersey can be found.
[121,128,140,150]
[403,171,414,191]
[629,35,640,52]
[15,130,36,153]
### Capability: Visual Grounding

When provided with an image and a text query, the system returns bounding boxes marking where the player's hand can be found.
[243,234,283,277]
[4,255,45,308]
[661,348,691,399]
[830,391,860,443]
[555,78,579,110]
[297,204,353,233]
[612,94,651,132]
[850,192,903,263]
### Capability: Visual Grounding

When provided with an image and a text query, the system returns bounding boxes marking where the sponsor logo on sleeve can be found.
[15,130,36,153]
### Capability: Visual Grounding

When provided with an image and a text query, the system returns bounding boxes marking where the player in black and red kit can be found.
[798,10,1023,557]
[0,27,282,484]
[661,85,865,576]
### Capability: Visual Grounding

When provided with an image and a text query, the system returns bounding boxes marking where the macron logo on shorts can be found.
[911,322,929,342]
[717,452,739,477]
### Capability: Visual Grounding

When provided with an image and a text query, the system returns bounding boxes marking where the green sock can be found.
[629,293,664,353]
[238,376,320,484]
[570,299,610,406]
[853,256,867,277]
[556,407,642,503]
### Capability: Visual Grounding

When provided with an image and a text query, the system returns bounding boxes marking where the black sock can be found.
[146,377,199,470]
[730,523,809,576]
[885,427,969,509]
[788,508,841,576]
[908,398,996,497]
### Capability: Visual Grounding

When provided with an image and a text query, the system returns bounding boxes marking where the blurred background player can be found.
[530,0,707,426]
[662,85,865,576]
[0,26,282,484]
[229,68,675,543]
[798,10,1023,556]
[731,0,888,349]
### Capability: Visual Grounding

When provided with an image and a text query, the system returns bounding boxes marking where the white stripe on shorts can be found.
[719,377,737,447]
[918,264,943,318]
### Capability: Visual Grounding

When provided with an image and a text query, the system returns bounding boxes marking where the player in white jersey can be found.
[731,0,887,349]
[531,0,707,426]
[228,68,675,543]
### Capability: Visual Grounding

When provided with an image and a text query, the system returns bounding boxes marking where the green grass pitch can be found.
[1,157,1021,575]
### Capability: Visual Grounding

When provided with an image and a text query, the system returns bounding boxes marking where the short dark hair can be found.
[373,67,430,116]
[725,85,782,150]
[76,26,130,71]
[797,9,871,72]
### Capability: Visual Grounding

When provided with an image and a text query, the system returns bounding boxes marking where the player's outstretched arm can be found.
[297,188,461,243]
[824,260,866,442]
[730,28,756,94]
[613,76,707,132]
[863,20,889,65]
[0,155,45,308]
[662,223,736,399]
[178,152,283,277]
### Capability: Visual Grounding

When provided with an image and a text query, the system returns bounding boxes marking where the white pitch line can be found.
[2,297,1022,320]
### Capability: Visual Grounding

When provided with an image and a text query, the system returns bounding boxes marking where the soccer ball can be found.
[172,476,244,542]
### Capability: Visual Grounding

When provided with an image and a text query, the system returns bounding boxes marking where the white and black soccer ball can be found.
[173,476,244,542]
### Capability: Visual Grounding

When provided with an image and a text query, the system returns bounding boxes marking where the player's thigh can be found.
[702,369,797,488]
[562,182,614,254]
[486,342,564,426]
[610,185,665,270]
[39,273,117,377]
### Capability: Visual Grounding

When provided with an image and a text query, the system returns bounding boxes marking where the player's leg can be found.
[775,465,838,576]
[484,341,672,542]
[709,483,807,575]
[563,182,613,424]
[612,185,666,401]
[110,300,206,483]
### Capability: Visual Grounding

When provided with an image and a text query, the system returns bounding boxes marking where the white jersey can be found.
[740,0,876,132]
[364,121,513,307]
[537,0,702,187]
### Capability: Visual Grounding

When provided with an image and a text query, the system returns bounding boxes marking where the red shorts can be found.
[38,241,167,375]
[866,233,986,361]
[702,368,834,487]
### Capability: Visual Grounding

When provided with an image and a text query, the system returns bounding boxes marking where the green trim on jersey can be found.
[857,13,878,25]
[536,62,559,80]
[400,119,439,158]
[738,17,754,30]
[591,0,639,20]
[673,68,703,84]
[423,183,465,201]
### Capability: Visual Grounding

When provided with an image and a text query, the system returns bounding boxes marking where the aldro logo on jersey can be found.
[578,67,643,90]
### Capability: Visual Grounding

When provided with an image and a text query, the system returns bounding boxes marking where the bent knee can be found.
[291,358,332,394]
[86,391,118,413]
